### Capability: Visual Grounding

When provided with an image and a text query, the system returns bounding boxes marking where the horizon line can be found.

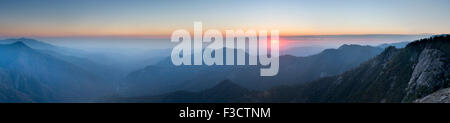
[0,33,442,40]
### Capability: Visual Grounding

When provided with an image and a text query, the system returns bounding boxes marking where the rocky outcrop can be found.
[256,35,450,103]
[415,88,450,103]
[403,48,450,102]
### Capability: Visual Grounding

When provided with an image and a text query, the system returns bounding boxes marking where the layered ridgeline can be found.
[122,44,383,96]
[0,38,123,79]
[0,41,115,102]
[0,38,170,102]
[262,35,450,103]
[376,41,410,49]
[280,46,326,57]
[122,35,449,103]
[0,38,168,76]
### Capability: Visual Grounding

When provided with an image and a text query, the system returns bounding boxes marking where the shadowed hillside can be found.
[122,44,383,96]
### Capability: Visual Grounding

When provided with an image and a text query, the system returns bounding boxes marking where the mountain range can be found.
[1,35,448,103]
[261,35,449,102]
[117,35,449,103]
[0,41,115,102]
[120,44,383,96]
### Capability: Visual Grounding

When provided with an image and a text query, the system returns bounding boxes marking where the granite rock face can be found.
[415,88,450,103]
[403,48,450,102]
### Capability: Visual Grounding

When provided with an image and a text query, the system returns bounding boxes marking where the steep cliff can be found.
[415,88,450,103]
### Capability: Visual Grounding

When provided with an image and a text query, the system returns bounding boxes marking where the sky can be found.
[0,0,449,38]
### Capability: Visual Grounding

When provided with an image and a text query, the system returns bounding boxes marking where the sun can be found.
[270,40,279,44]
[269,39,286,51]
[271,40,279,44]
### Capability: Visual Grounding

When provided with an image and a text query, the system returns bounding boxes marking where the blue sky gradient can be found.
[0,0,449,38]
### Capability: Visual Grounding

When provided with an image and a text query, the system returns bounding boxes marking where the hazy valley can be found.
[0,35,448,103]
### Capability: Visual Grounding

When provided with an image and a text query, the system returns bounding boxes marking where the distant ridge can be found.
[0,38,57,50]
[133,35,450,103]
[122,43,383,96]
[376,41,410,49]
[261,35,450,103]
[0,39,113,102]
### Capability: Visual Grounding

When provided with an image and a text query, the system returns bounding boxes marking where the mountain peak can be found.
[2,38,57,50]
[4,41,33,51]
[11,41,28,47]
[338,44,371,49]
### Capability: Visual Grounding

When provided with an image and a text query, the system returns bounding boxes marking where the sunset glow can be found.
[0,0,449,38]
[271,40,278,44]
